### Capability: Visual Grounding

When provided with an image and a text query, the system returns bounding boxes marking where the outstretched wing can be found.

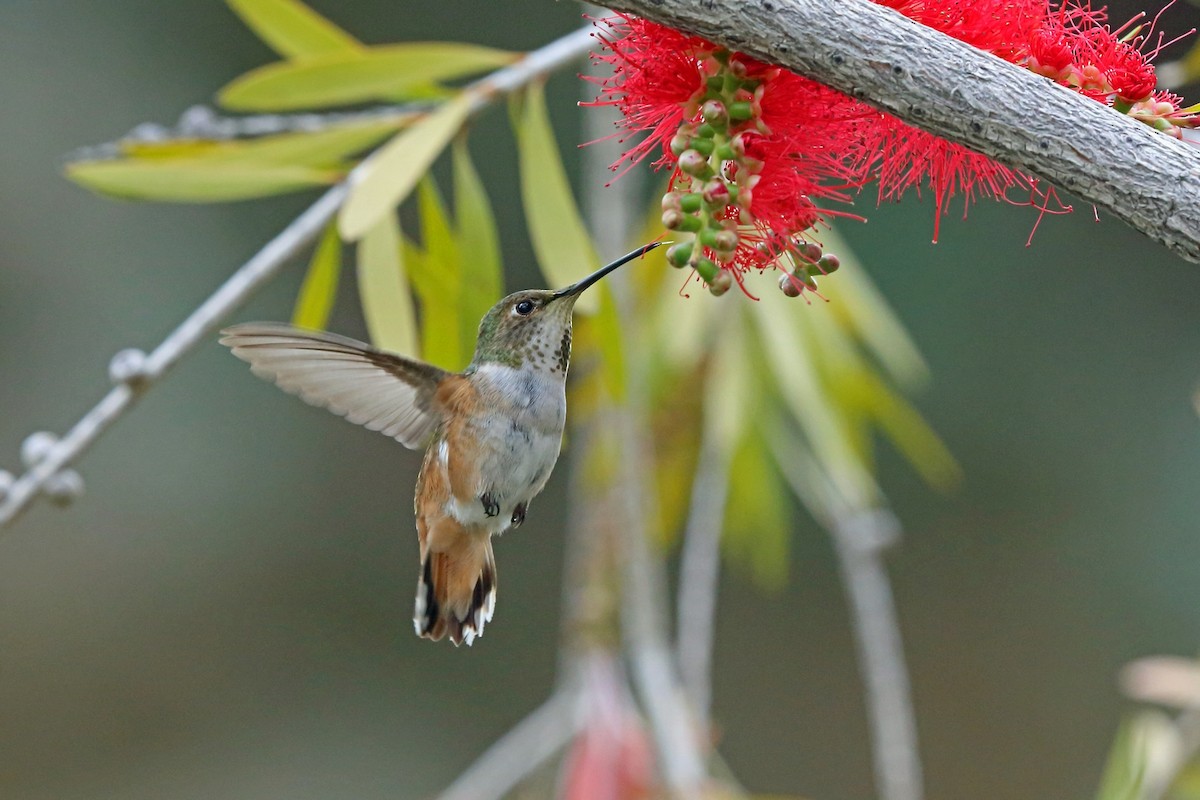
[220,323,448,449]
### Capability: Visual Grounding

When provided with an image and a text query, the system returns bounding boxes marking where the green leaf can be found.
[750,290,876,507]
[357,215,417,355]
[65,159,336,202]
[856,369,961,491]
[1094,716,1152,800]
[703,318,752,464]
[819,225,928,387]
[225,0,362,59]
[597,288,628,400]
[339,94,472,241]
[219,43,515,111]
[451,136,503,346]
[410,178,464,370]
[723,431,790,590]
[291,222,342,330]
[514,82,601,313]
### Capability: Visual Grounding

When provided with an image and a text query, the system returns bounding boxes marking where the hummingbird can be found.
[220,243,659,646]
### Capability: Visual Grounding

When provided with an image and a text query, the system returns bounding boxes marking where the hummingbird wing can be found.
[220,323,448,449]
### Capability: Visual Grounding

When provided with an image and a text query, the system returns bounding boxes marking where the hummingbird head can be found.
[470,243,661,373]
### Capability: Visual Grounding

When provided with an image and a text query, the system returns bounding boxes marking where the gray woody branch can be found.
[603,0,1200,263]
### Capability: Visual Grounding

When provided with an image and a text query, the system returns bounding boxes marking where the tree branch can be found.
[435,689,582,800]
[0,24,598,530]
[601,0,1200,263]
[770,434,924,800]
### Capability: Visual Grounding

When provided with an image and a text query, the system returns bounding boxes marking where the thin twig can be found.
[436,689,583,800]
[66,104,432,163]
[770,434,923,800]
[675,433,732,732]
[603,0,1200,263]
[0,23,598,530]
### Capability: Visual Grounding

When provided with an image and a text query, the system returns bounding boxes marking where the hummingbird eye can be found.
[514,299,535,316]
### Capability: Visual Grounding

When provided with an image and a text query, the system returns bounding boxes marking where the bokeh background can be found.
[1,1,1198,798]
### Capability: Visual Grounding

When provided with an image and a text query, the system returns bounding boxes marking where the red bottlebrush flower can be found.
[588,0,1195,298]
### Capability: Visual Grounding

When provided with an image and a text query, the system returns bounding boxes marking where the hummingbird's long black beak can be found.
[550,242,664,301]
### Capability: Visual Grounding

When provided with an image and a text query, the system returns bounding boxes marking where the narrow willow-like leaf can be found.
[722,433,790,590]
[357,215,417,355]
[451,137,503,345]
[219,43,515,111]
[120,118,405,169]
[703,317,751,463]
[856,369,961,490]
[514,82,601,313]
[65,160,336,202]
[291,222,342,330]
[410,178,464,370]
[819,225,929,387]
[1093,716,1152,800]
[339,94,472,241]
[798,299,958,491]
[751,289,876,507]
[225,0,362,59]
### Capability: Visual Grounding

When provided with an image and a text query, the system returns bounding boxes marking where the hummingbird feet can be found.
[480,493,500,518]
[511,502,527,528]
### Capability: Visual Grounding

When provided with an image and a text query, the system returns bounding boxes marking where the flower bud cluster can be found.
[658,51,776,297]
[775,240,840,299]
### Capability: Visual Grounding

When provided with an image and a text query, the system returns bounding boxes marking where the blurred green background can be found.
[1,2,1198,798]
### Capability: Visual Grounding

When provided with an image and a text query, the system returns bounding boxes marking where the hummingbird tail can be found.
[413,537,497,647]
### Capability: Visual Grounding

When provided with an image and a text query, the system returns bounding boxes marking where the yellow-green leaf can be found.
[410,178,464,370]
[514,82,601,313]
[703,317,752,463]
[226,0,362,59]
[357,215,417,355]
[751,289,876,507]
[219,43,515,111]
[452,136,503,341]
[291,222,342,330]
[65,159,336,202]
[723,432,790,590]
[339,94,472,241]
[857,369,961,491]
[594,286,627,401]
[820,225,928,387]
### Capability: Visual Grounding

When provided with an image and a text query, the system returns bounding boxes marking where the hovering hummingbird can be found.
[220,243,660,646]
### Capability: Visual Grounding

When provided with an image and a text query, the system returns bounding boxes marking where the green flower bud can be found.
[679,192,703,213]
[661,192,682,212]
[708,269,734,296]
[728,101,754,121]
[666,241,694,268]
[670,132,691,157]
[779,273,802,297]
[690,137,715,157]
[795,241,823,263]
[701,100,728,127]
[678,149,714,179]
[694,256,718,282]
[662,210,702,232]
[816,253,840,273]
[712,230,739,252]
